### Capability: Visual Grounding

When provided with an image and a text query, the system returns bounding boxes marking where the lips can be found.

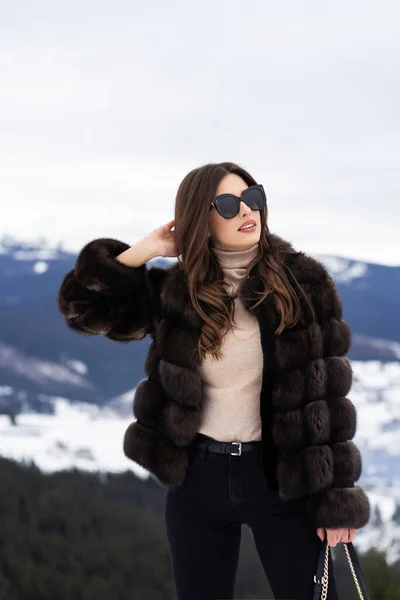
[238,220,257,231]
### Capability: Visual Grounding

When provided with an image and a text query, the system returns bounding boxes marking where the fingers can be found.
[347,528,356,543]
[317,527,356,547]
[340,528,355,544]
[327,528,346,547]
[326,530,340,547]
[340,529,349,544]
[338,528,356,545]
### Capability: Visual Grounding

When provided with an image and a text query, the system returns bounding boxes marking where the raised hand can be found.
[148,219,178,258]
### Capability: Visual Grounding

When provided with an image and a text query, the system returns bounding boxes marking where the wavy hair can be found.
[173,161,302,361]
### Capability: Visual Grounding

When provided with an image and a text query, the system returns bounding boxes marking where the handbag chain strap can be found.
[320,541,366,600]
[319,541,329,599]
[343,543,367,599]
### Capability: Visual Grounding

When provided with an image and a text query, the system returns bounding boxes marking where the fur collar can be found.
[159,230,319,335]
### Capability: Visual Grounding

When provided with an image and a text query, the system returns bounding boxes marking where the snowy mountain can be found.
[0,234,171,410]
[0,235,399,410]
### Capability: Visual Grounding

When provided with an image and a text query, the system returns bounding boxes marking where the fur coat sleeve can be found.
[56,238,165,342]
[295,254,371,530]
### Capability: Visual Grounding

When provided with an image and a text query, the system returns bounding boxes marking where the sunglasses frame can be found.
[210,184,267,219]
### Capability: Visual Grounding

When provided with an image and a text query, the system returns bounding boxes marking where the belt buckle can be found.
[230,441,242,456]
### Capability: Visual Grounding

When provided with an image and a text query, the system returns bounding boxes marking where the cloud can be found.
[1,0,399,264]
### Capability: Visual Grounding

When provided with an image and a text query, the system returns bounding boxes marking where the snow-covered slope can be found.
[0,392,148,479]
[347,361,400,563]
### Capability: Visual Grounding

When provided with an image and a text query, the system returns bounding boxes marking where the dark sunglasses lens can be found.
[216,196,239,218]
[243,187,266,209]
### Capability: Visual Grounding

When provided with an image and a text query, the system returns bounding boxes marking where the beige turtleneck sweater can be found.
[197,242,263,442]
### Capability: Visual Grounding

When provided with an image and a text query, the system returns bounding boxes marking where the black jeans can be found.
[164,433,338,600]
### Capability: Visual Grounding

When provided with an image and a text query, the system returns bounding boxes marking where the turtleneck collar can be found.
[210,242,259,269]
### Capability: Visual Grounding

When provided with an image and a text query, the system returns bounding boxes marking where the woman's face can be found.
[208,173,262,251]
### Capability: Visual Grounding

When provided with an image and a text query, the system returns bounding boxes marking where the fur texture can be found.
[57,232,371,529]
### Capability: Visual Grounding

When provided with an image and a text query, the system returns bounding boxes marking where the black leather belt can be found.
[192,439,262,456]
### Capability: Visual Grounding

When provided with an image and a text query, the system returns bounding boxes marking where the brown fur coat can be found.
[57,231,371,530]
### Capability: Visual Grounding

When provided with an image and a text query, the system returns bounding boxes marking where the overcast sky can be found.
[1,1,399,265]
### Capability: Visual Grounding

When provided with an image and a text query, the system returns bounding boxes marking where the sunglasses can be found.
[210,184,267,219]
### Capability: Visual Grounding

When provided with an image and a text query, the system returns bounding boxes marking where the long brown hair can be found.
[174,162,301,361]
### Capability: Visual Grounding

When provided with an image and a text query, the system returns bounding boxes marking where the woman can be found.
[57,161,370,600]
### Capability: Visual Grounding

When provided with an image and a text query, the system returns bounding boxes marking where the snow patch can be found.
[317,254,369,283]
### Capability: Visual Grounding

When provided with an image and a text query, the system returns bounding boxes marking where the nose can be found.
[240,200,252,216]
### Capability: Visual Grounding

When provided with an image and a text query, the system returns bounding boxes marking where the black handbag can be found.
[313,535,370,600]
